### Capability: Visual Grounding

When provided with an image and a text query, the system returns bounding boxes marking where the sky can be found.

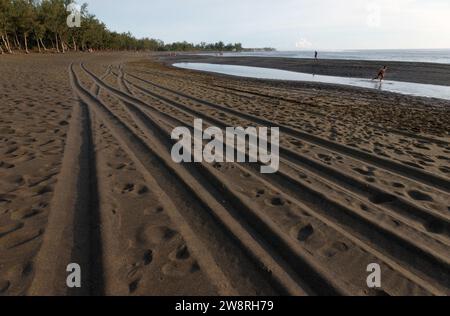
[82,0,450,50]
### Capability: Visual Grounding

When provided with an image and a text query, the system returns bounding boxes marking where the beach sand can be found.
[0,52,449,296]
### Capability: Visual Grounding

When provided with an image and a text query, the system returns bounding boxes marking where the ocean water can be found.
[174,63,450,101]
[206,49,450,64]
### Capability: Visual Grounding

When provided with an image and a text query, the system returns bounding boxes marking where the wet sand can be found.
[0,53,449,296]
[164,54,450,86]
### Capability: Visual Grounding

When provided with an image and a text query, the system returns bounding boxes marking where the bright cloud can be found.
[295,38,313,49]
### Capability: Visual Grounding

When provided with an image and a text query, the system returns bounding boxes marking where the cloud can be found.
[366,3,381,28]
[84,0,450,49]
[295,38,313,49]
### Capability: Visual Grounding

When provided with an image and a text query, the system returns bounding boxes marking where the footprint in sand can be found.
[34,185,53,196]
[254,189,265,198]
[2,229,44,250]
[4,175,24,186]
[0,222,24,238]
[290,140,304,148]
[0,279,10,294]
[392,182,405,189]
[317,154,332,163]
[266,196,286,207]
[369,193,397,205]
[290,223,326,249]
[0,161,15,169]
[169,244,191,261]
[137,225,177,246]
[121,183,135,194]
[412,143,431,150]
[321,241,350,258]
[109,162,127,170]
[4,145,19,155]
[22,262,33,277]
[119,183,149,195]
[126,249,153,294]
[297,224,314,242]
[136,185,149,195]
[11,208,43,220]
[145,206,164,215]
[128,279,140,293]
[353,166,375,177]
[143,249,153,266]
[126,261,143,281]
[161,260,198,278]
[359,204,371,212]
[437,155,450,162]
[424,220,445,234]
[0,194,15,205]
[407,190,433,202]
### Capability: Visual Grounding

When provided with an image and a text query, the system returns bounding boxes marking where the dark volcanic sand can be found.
[0,53,449,296]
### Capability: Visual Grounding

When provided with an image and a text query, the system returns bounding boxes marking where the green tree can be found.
[0,1,250,55]
[14,0,34,53]
[0,0,13,53]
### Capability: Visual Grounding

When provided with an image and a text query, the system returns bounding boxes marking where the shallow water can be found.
[174,63,450,101]
[199,49,450,64]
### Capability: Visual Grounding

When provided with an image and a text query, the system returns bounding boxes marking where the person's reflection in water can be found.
[374,81,383,90]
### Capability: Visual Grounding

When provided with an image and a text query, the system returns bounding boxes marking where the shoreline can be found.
[171,62,450,102]
[160,54,450,86]
[158,58,450,109]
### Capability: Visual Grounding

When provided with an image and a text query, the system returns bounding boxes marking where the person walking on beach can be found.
[314,51,318,60]
[373,65,388,81]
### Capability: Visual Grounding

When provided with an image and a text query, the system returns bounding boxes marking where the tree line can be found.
[0,0,245,54]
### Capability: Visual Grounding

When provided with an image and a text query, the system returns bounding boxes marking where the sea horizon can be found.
[204,48,450,64]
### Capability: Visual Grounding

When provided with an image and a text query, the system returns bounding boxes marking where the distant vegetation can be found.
[0,0,252,54]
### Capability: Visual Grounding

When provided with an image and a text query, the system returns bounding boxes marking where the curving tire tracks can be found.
[84,63,450,295]
[32,60,449,296]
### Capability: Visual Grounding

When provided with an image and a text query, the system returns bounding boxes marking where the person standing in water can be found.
[373,65,388,81]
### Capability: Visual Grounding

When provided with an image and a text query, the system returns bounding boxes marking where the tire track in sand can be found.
[124,71,450,193]
[28,98,102,295]
[86,64,446,295]
[109,66,448,295]
[70,64,300,296]
[120,71,450,236]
